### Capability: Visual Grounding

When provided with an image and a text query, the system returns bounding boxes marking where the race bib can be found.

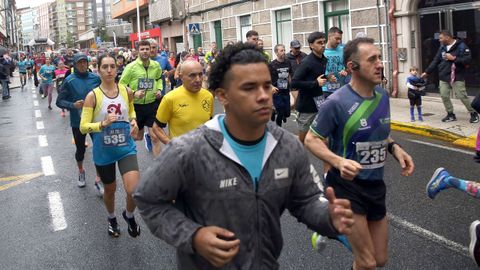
[138,78,154,91]
[327,82,341,91]
[313,95,325,110]
[102,127,128,147]
[356,140,387,169]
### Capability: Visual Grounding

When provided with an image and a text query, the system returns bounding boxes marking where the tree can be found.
[66,31,74,48]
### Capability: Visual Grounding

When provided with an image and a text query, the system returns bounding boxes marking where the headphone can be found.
[351,61,360,71]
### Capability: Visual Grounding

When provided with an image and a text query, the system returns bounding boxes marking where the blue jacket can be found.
[56,71,101,128]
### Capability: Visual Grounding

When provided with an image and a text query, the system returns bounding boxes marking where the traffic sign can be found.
[189,23,200,35]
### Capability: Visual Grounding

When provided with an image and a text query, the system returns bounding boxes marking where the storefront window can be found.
[324,0,350,40]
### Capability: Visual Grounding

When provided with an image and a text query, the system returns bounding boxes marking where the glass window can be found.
[275,9,291,47]
[240,15,251,42]
[76,2,83,7]
[324,0,350,41]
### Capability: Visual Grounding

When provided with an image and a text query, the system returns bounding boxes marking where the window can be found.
[240,15,251,42]
[275,9,291,47]
[76,2,84,7]
[324,0,350,40]
[214,20,223,48]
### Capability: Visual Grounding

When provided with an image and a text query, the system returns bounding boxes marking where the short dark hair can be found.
[138,40,151,48]
[116,55,125,62]
[274,44,285,53]
[208,42,267,91]
[328,27,343,35]
[98,54,115,66]
[439,30,453,38]
[343,37,375,67]
[246,30,259,38]
[307,31,326,44]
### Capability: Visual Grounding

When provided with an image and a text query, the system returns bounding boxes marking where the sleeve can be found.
[309,98,337,140]
[133,141,203,253]
[425,47,443,74]
[128,90,136,120]
[269,63,278,87]
[165,60,172,71]
[204,52,211,64]
[291,62,318,90]
[287,144,338,237]
[56,80,76,110]
[79,107,102,134]
[156,66,163,91]
[155,95,173,123]
[209,93,214,117]
[119,64,131,88]
[455,43,471,65]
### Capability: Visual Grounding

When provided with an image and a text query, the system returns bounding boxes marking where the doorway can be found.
[418,1,480,96]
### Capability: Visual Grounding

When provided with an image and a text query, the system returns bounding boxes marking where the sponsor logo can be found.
[179,103,188,108]
[107,103,122,115]
[202,99,210,112]
[274,168,289,180]
[348,102,360,115]
[219,177,237,189]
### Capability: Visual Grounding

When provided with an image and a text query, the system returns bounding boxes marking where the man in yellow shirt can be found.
[151,61,214,153]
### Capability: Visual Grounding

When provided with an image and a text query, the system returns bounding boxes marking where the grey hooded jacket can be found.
[134,115,339,269]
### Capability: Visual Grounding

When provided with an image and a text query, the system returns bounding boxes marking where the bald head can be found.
[180,60,204,92]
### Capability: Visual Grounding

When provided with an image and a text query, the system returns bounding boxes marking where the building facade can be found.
[37,2,51,39]
[20,8,38,48]
[111,0,150,44]
[1,0,19,49]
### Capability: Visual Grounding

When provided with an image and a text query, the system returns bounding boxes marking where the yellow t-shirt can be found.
[155,85,214,138]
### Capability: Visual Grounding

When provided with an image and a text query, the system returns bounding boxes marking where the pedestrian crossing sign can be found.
[189,23,200,35]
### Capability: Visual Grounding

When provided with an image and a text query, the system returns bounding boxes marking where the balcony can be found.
[149,0,173,23]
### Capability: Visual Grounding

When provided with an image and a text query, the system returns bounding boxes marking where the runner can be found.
[54,61,69,117]
[426,168,480,266]
[34,52,46,89]
[80,54,141,238]
[304,37,414,270]
[269,44,292,127]
[134,42,354,269]
[17,54,28,90]
[89,57,98,74]
[56,53,104,195]
[26,55,34,80]
[38,57,56,109]
[150,60,213,150]
[119,40,163,156]
[323,27,348,99]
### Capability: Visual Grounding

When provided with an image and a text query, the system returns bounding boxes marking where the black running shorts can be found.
[134,101,160,130]
[95,154,139,184]
[326,169,386,221]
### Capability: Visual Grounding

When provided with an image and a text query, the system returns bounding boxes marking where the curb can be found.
[391,120,476,150]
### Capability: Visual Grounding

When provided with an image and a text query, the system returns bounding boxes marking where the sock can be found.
[446,177,480,198]
[410,106,415,120]
[125,210,134,219]
[417,106,423,119]
[108,212,115,219]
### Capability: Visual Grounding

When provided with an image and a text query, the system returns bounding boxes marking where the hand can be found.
[326,187,354,235]
[135,90,145,99]
[392,145,415,177]
[272,87,279,94]
[193,226,240,268]
[444,53,456,61]
[130,119,138,137]
[73,100,84,109]
[328,73,337,83]
[317,74,327,87]
[421,72,428,78]
[102,112,118,127]
[339,70,348,77]
[155,91,163,99]
[335,158,362,180]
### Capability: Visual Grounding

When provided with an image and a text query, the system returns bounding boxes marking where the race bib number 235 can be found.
[356,140,387,169]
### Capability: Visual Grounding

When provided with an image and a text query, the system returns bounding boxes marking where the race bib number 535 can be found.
[356,140,387,169]
[102,127,127,147]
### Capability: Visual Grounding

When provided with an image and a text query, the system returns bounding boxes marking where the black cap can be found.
[290,40,301,48]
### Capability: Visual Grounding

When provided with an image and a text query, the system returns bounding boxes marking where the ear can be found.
[346,60,355,72]
[215,88,228,107]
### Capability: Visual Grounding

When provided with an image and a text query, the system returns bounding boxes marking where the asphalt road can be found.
[1,79,479,269]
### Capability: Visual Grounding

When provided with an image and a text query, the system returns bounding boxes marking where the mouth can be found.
[256,107,272,115]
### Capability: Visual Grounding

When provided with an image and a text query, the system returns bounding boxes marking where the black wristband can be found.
[388,142,401,155]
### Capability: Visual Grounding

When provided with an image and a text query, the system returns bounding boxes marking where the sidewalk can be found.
[390,95,478,150]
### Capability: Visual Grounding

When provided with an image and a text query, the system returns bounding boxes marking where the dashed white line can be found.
[32,90,36,93]
[408,139,473,155]
[38,135,48,147]
[388,213,469,257]
[33,100,39,107]
[33,94,37,99]
[41,156,55,176]
[35,110,42,118]
[36,121,44,130]
[48,192,67,231]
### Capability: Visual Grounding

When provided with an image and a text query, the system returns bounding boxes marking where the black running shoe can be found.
[122,210,140,238]
[108,217,120,238]
[470,112,479,123]
[441,113,456,122]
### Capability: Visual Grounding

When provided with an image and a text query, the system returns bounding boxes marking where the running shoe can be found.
[94,181,104,197]
[470,220,480,267]
[108,217,121,237]
[78,171,86,188]
[471,112,479,123]
[426,167,450,199]
[441,113,456,122]
[311,232,352,253]
[122,210,141,238]
[48,105,52,110]
[144,133,153,152]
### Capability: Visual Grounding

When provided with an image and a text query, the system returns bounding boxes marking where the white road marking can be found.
[33,94,37,99]
[408,139,473,155]
[388,213,469,256]
[41,156,55,176]
[33,100,39,107]
[48,192,67,231]
[38,135,48,147]
[35,110,42,118]
[32,90,36,93]
[36,121,44,130]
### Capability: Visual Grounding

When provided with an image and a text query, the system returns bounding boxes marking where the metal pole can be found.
[113,31,117,47]
[136,0,141,41]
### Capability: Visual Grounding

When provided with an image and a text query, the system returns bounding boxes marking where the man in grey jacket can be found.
[134,42,354,269]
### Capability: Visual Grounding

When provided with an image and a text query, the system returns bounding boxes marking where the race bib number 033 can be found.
[138,78,154,91]
[102,127,128,147]
[356,140,387,169]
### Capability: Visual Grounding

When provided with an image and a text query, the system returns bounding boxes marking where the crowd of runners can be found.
[1,26,480,269]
